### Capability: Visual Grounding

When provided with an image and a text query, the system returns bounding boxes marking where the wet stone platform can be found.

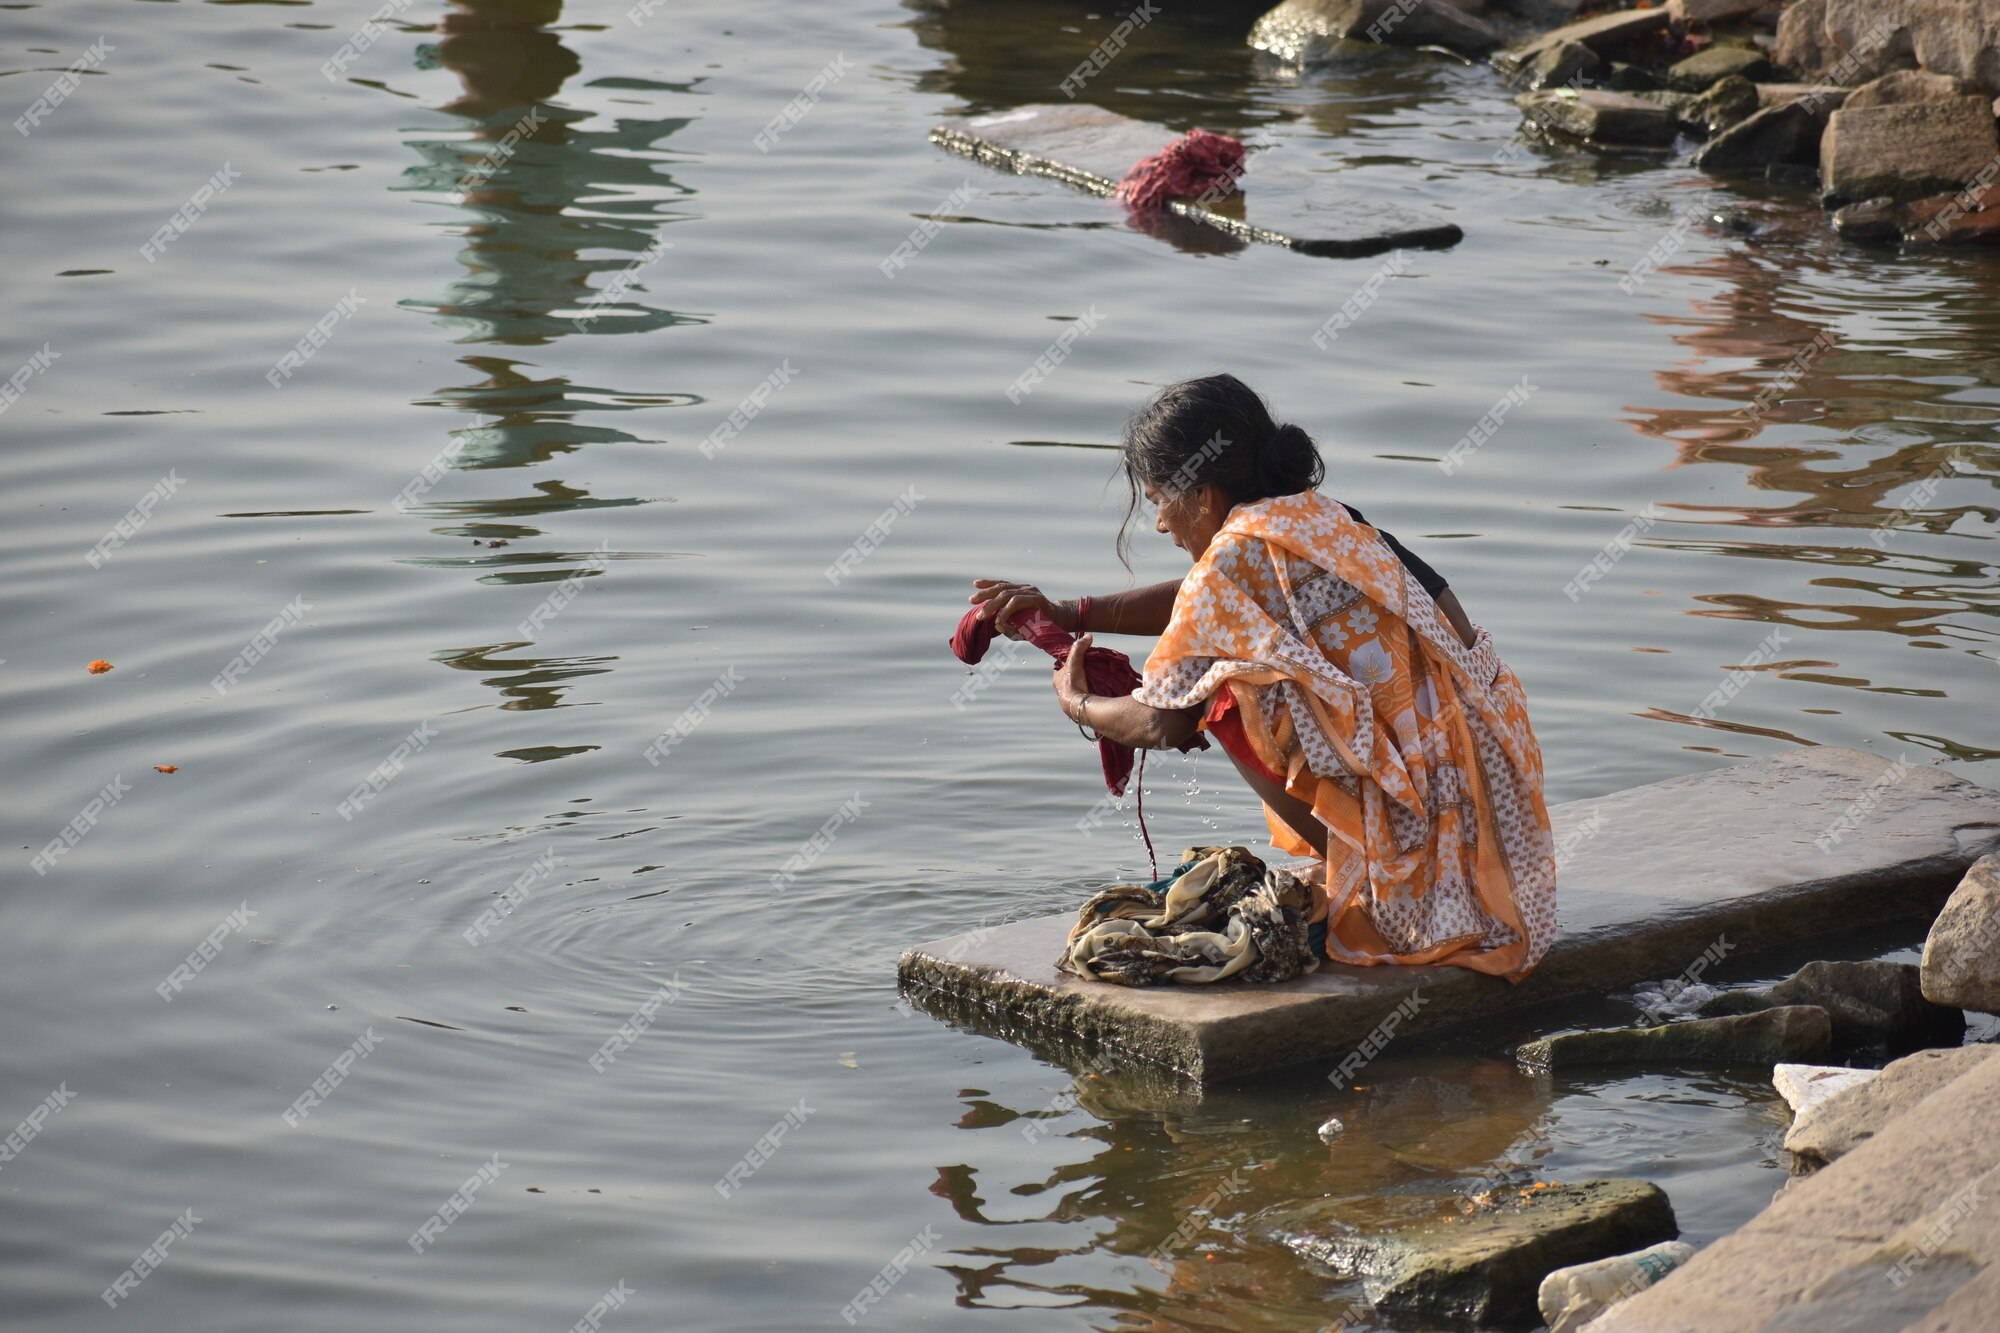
[897,748,2000,1082]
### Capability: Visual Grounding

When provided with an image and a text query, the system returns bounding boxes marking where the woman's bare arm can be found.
[1051,634,1204,750]
[1060,580,1180,636]
[1435,588,1477,648]
[970,578,1181,636]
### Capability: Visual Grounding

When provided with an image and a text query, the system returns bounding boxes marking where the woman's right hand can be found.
[969,579,1075,636]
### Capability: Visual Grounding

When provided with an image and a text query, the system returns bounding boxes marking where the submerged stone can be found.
[1279,1179,1679,1324]
[1516,1006,1832,1070]
[1830,195,1906,243]
[1515,88,1680,147]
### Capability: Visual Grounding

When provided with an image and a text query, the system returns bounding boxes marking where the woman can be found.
[970,375,1556,981]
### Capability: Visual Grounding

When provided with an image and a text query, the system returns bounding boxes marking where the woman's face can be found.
[1143,478,1228,559]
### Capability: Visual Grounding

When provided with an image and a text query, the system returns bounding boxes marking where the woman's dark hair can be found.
[1117,374,1325,564]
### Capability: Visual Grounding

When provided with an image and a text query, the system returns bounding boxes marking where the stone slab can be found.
[897,747,2000,1082]
[1591,1043,2000,1330]
[1773,1062,1877,1115]
[1784,1045,2000,1170]
[929,104,1463,259]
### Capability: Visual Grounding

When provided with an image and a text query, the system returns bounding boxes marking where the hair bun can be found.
[1258,422,1324,496]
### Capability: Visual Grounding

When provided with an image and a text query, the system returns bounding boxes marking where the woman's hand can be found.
[970,579,1075,636]
[1052,633,1093,720]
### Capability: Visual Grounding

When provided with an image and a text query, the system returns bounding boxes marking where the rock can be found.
[1921,854,2000,1011]
[1605,62,1662,92]
[1775,0,2000,97]
[1681,74,1761,134]
[1830,195,1907,242]
[1754,81,1850,110]
[1765,161,1818,187]
[1248,0,1501,61]
[1588,1048,2000,1330]
[1669,0,1775,21]
[1773,0,1856,83]
[1520,38,1601,91]
[1668,45,1772,91]
[1516,1006,1832,1070]
[1765,959,1964,1050]
[1842,67,1972,109]
[1906,197,2000,246]
[1783,1045,2000,1170]
[1693,987,1774,1018]
[1493,0,1593,26]
[1515,88,1680,147]
[1773,1062,1877,1117]
[1693,101,1829,170]
[1279,1179,1679,1324]
[1495,6,1675,77]
[1822,96,2000,204]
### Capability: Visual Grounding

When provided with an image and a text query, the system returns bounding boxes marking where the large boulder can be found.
[1515,87,1680,147]
[1783,1045,2000,1170]
[1668,45,1771,91]
[1776,0,2000,98]
[1495,6,1675,78]
[1842,67,1973,109]
[1765,959,1965,1050]
[1278,1179,1679,1324]
[1693,100,1830,170]
[1821,95,2000,203]
[1921,853,2000,1011]
[1516,1006,1832,1070]
[1248,0,1501,61]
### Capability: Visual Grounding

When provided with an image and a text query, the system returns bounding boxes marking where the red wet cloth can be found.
[950,607,1203,797]
[1114,129,1245,211]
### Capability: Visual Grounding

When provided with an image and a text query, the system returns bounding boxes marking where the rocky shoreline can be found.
[1246,0,2000,248]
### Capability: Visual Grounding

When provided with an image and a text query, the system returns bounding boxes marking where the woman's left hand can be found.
[1052,634,1093,720]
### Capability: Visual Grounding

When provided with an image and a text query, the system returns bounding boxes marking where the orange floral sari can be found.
[1136,491,1556,981]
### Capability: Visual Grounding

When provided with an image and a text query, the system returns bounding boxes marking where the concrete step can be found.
[897,747,2000,1082]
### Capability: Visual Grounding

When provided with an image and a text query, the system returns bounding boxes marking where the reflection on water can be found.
[928,1053,1781,1330]
[393,0,705,722]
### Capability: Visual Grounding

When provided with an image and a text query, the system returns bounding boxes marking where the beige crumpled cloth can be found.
[1057,845,1321,986]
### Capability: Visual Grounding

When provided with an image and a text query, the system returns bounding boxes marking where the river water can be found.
[4,0,1997,1328]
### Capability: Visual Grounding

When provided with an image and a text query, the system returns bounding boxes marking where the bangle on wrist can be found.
[1075,694,1098,741]
[1077,595,1093,634]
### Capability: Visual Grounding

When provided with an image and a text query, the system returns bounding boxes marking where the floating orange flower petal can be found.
[155,765,178,773]
[88,659,113,674]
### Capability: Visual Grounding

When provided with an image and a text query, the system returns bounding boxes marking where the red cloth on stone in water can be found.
[1114,128,1246,211]
[949,606,1204,797]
